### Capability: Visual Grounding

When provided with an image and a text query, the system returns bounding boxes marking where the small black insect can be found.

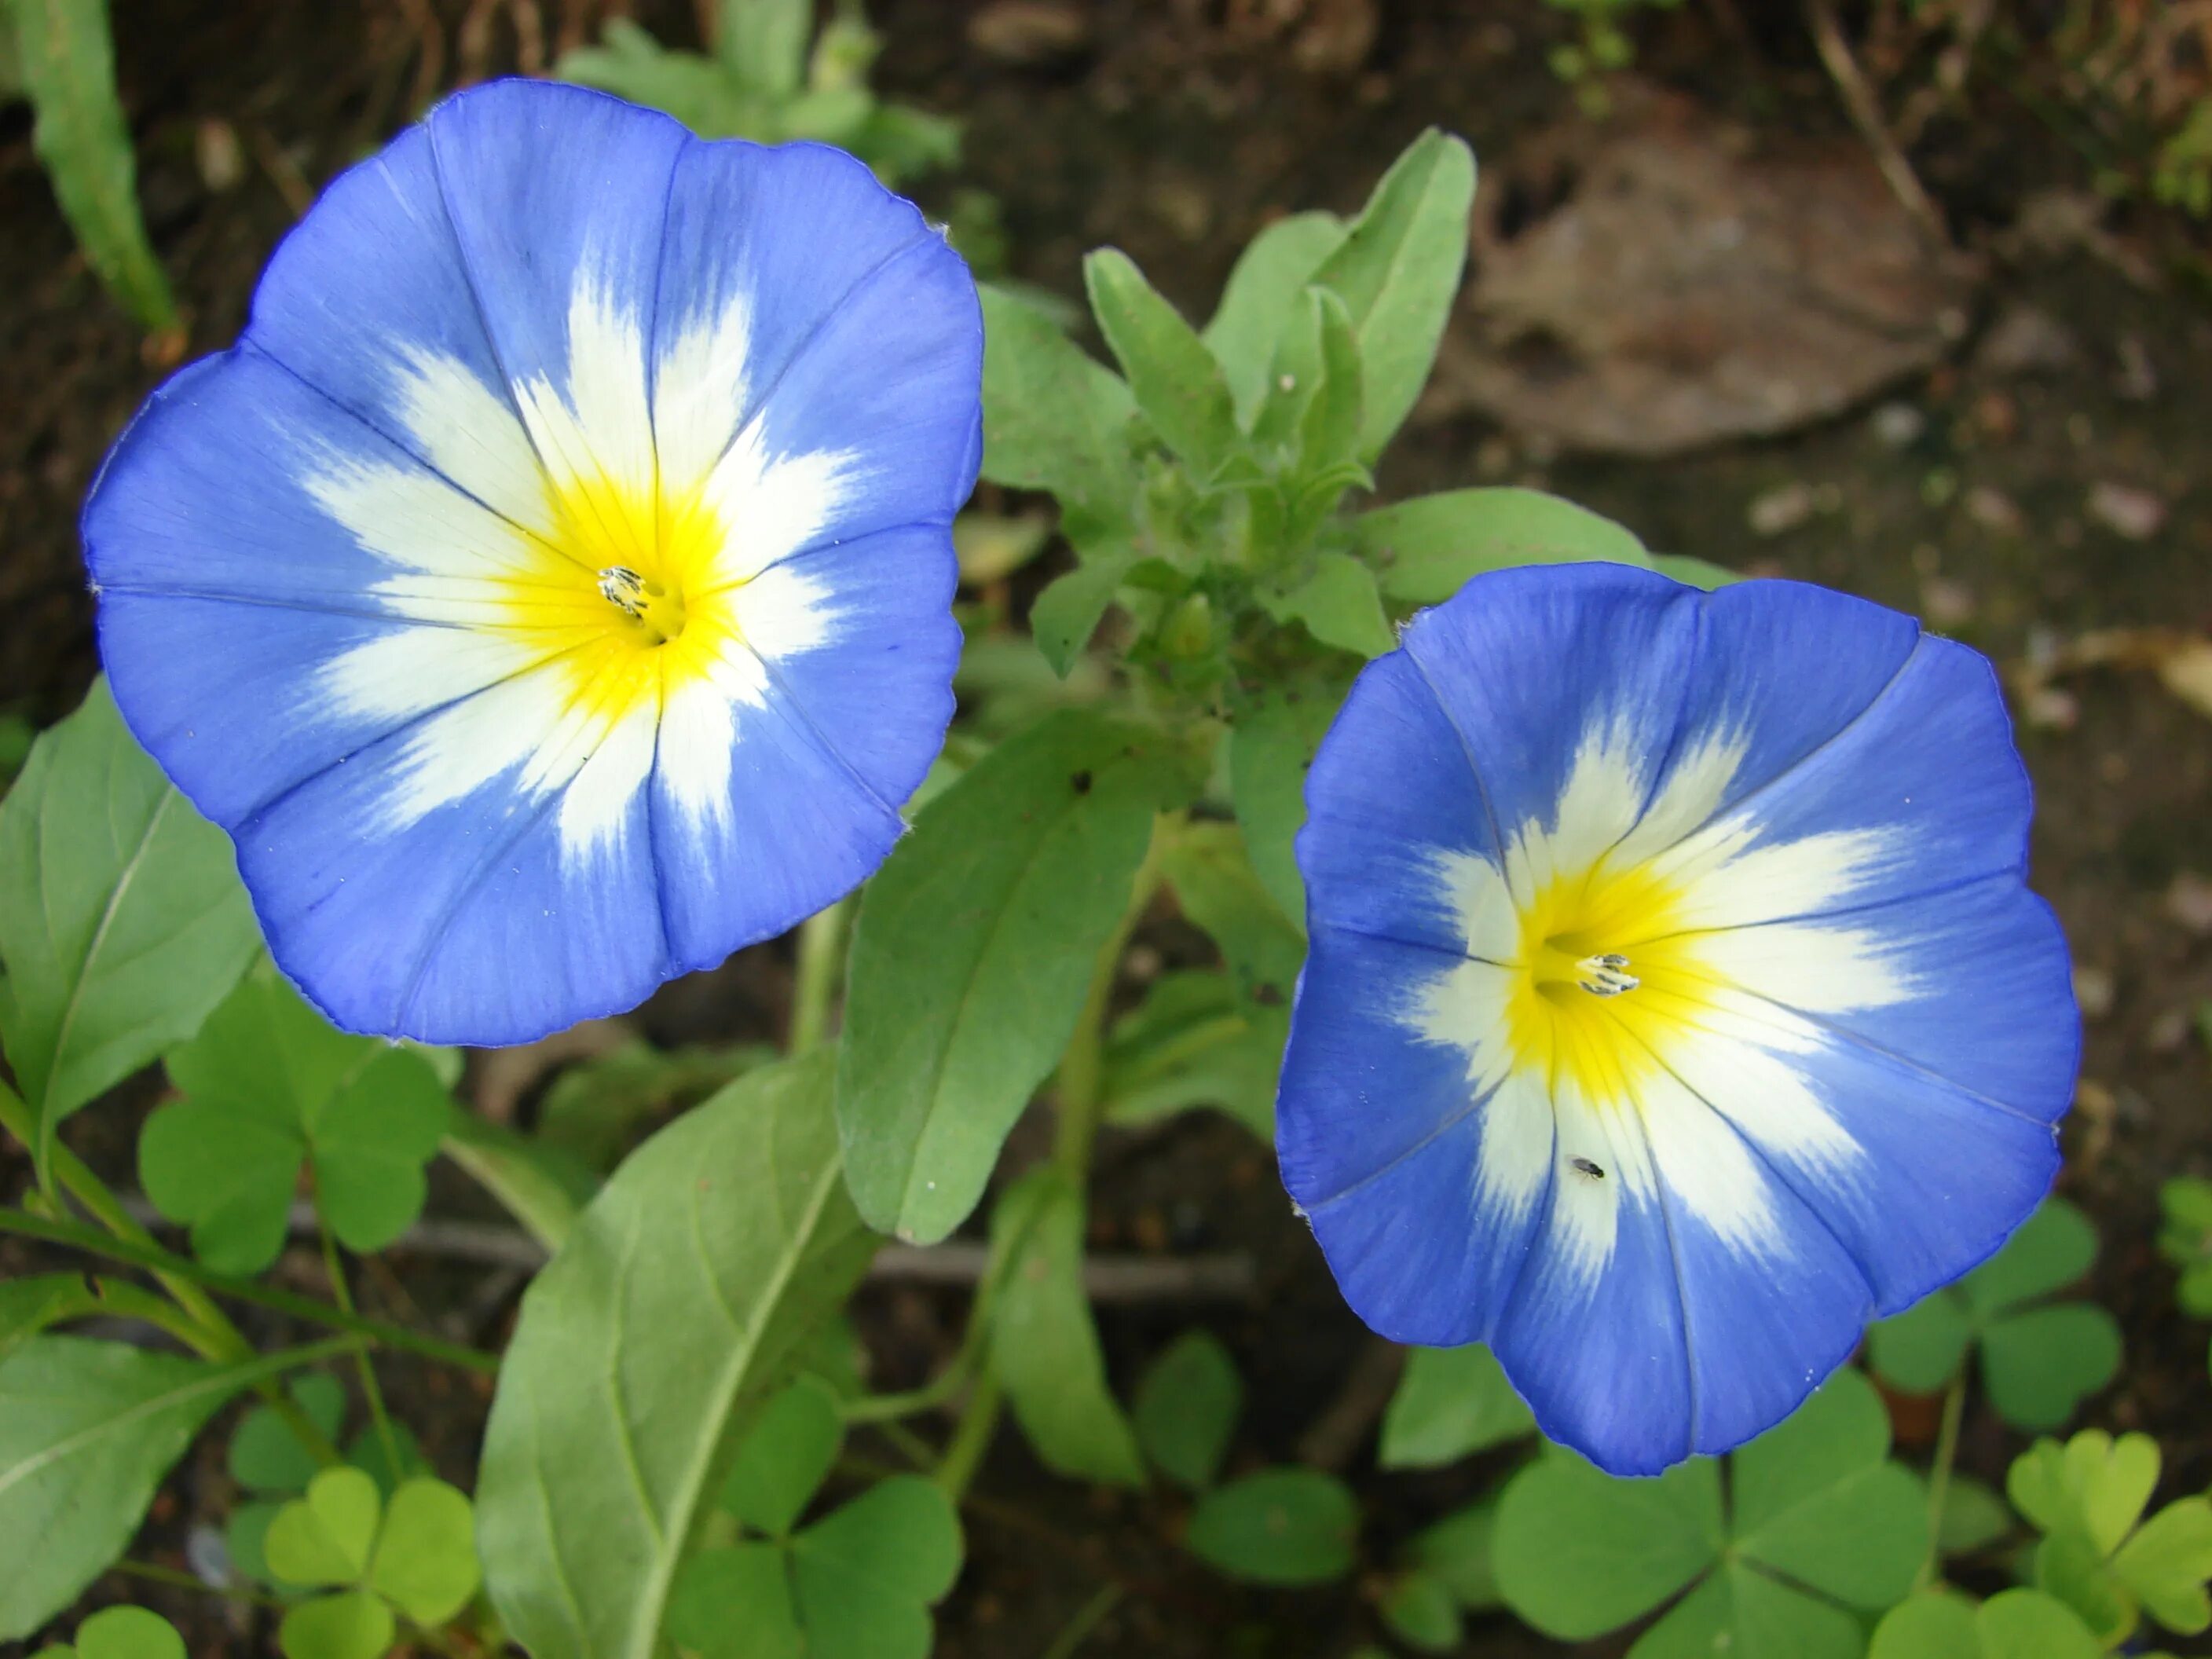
[1071,769,1093,795]
[1569,1156,1606,1181]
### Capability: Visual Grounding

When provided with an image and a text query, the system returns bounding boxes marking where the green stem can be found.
[0,1207,500,1375]
[1040,1584,1123,1659]
[789,897,851,1056]
[320,1216,401,1474]
[108,1555,291,1612]
[934,1372,1002,1500]
[1917,1370,1969,1589]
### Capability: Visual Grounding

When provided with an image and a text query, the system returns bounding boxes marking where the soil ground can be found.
[2,2,2208,1655]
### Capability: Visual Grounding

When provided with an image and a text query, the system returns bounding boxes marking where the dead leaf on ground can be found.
[1426,81,1982,456]
[2011,625,2212,725]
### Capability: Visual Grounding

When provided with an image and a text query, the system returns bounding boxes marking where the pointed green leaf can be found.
[1378,1343,1536,1470]
[1101,970,1277,1138]
[1493,1452,1723,1639]
[477,1052,877,1659]
[988,1169,1145,1486]
[1132,1329,1242,1491]
[977,284,1137,535]
[0,1274,103,1368]
[3,0,178,328]
[1158,821,1304,1019]
[1028,546,1138,677]
[0,679,258,1177]
[1295,287,1364,483]
[720,1379,844,1536]
[838,710,1190,1243]
[277,1590,393,1659]
[1084,247,1240,476]
[0,1337,296,1639]
[368,1477,480,1624]
[1307,129,1476,458]
[1358,487,1650,605]
[1203,211,1348,426]
[1186,1468,1357,1586]
[1259,551,1397,658]
[265,1467,381,1588]
[1226,671,1349,926]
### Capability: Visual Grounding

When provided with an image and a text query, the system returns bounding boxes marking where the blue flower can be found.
[1277,564,2077,1475]
[83,80,982,1046]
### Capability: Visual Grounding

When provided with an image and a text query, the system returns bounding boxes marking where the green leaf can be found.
[346,1420,426,1500]
[977,284,1137,537]
[2112,1496,2212,1635]
[1378,1343,1536,1469]
[717,0,810,96]
[1868,1291,1974,1393]
[0,679,258,1178]
[440,1111,594,1256]
[1227,672,1348,925]
[0,1336,295,1639]
[1293,287,1365,486]
[2,0,177,328]
[230,1373,346,1496]
[1028,546,1138,678]
[791,1476,963,1632]
[1259,551,1397,659]
[1185,1468,1357,1586]
[476,1051,877,1659]
[837,711,1187,1243]
[1651,553,1741,589]
[65,1607,185,1659]
[720,1379,843,1536]
[2033,1531,2135,1645]
[1966,1200,2098,1316]
[1405,1499,1502,1611]
[1357,487,1650,605]
[1083,248,1241,478]
[987,1169,1145,1486]
[1977,1588,2104,1659]
[225,1500,284,1588]
[1159,821,1304,1020]
[1493,1452,1723,1639]
[557,24,753,137]
[1203,211,1348,426]
[536,1039,770,1171]
[2007,1431,2158,1556]
[1379,1569,1460,1653]
[277,1590,393,1659]
[1132,1329,1241,1491]
[265,1467,381,1588]
[1307,129,1476,459]
[1938,1474,2016,1554]
[140,971,450,1272]
[1101,971,1278,1138]
[1870,1589,1981,1659]
[1981,1306,2122,1432]
[665,1543,800,1659]
[0,1274,102,1368]
[1635,1562,1862,1659]
[368,1477,479,1624]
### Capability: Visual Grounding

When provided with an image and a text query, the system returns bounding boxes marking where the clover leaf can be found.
[1377,1496,1504,1654]
[140,970,453,1273]
[1185,1467,1359,1587]
[1871,1587,2117,1659]
[1494,1368,1925,1655]
[262,1466,481,1659]
[2007,1430,2212,1646]
[2158,1177,2212,1318]
[1378,1343,1536,1469]
[29,1606,185,1659]
[666,1380,964,1659]
[1133,1329,1242,1492]
[1868,1198,2122,1430]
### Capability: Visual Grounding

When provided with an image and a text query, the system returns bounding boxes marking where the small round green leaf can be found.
[1185,1468,1357,1587]
[277,1590,394,1659]
[1963,1199,2097,1317]
[1493,1451,1723,1639]
[1977,1588,2103,1659]
[1870,1589,1981,1659]
[1378,1344,1535,1470]
[73,1607,185,1659]
[1133,1329,1242,1491]
[1379,1569,1460,1653]
[720,1379,844,1536]
[368,1477,480,1624]
[1980,1306,2122,1431]
[1868,1291,1974,1394]
[265,1467,382,1588]
[1404,1499,1500,1610]
[1937,1474,2016,1554]
[666,1544,802,1659]
[793,1476,963,1606]
[229,1374,347,1496]
[226,1500,286,1588]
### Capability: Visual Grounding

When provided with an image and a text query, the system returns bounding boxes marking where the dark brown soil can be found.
[4,2,2210,1656]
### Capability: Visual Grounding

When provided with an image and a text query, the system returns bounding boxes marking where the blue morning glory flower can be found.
[1277,564,2077,1475]
[82,79,981,1046]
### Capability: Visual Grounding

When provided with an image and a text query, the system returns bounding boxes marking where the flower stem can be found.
[319,1215,401,1475]
[1040,1584,1124,1659]
[1916,1370,1969,1589]
[789,897,851,1056]
[107,1556,290,1612]
[0,1205,500,1375]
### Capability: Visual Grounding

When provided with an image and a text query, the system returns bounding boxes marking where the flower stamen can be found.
[1575,953,1640,997]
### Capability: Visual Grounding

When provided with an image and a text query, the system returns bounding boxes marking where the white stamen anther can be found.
[1576,953,1639,997]
[596,565,646,618]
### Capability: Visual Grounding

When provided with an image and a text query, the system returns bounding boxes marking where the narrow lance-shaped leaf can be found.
[716,0,811,97]
[837,709,1193,1243]
[1202,211,1349,427]
[1308,128,1476,460]
[976,284,1138,537]
[4,0,178,330]
[476,1051,877,1659]
[1083,247,1241,479]
[0,678,261,1182]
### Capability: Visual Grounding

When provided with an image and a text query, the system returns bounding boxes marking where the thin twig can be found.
[1295,1336,1406,1473]
[1804,0,1948,245]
